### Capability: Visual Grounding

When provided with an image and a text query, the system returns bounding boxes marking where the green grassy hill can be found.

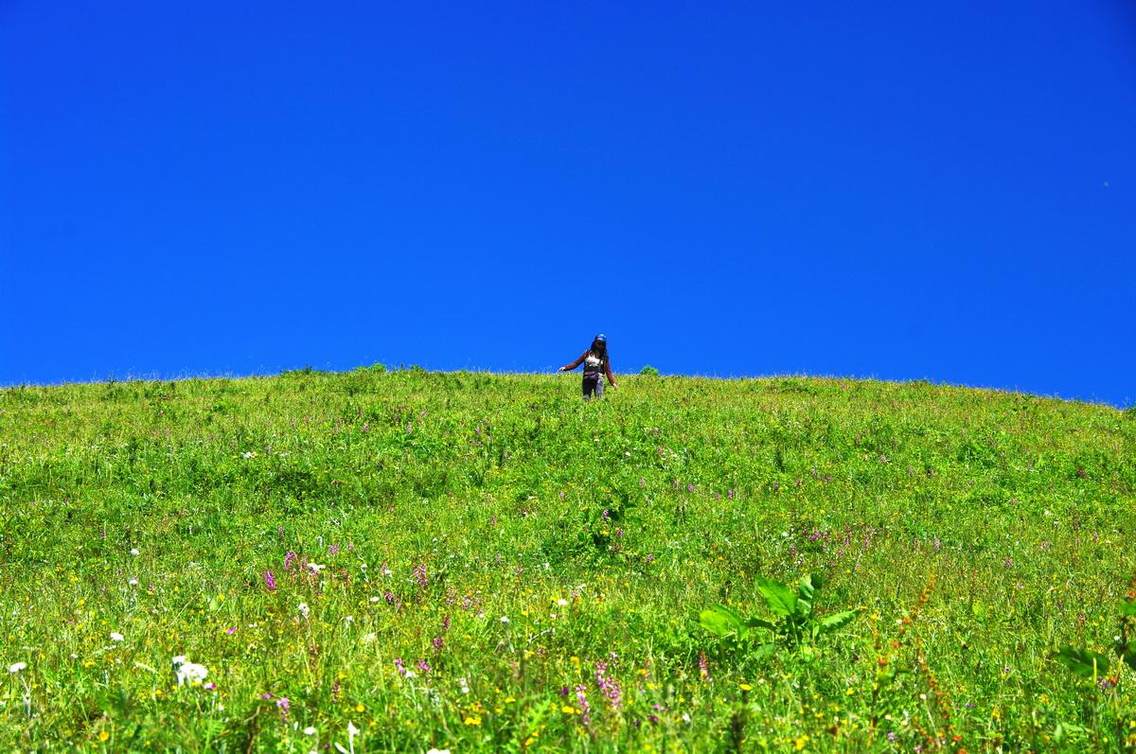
[2,369,1134,752]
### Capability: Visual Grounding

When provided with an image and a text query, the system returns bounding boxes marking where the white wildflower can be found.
[130,547,140,556]
[109,632,124,642]
[307,563,325,574]
[298,602,310,619]
[500,615,510,624]
[172,656,208,686]
[128,577,138,586]
[8,662,27,674]
[303,726,318,736]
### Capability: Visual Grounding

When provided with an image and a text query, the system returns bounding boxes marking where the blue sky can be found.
[2,1,1133,405]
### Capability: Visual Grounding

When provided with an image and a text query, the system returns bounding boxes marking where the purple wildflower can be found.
[328,543,340,556]
[575,684,592,726]
[887,731,897,743]
[413,562,428,590]
[417,659,431,674]
[276,697,290,718]
[283,551,298,571]
[559,686,570,697]
[432,636,444,652]
[595,661,622,710]
[263,570,277,592]
[384,590,397,606]
[601,509,611,520]
[698,652,710,681]
[686,483,696,493]
[260,692,274,701]
[226,626,238,635]
[441,614,451,632]
[394,658,409,677]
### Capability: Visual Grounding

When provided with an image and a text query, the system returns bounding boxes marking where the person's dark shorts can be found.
[583,376,605,399]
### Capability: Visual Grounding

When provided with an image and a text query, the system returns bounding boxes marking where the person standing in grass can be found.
[559,333,618,399]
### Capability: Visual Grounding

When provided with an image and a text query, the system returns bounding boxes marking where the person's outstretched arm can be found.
[604,358,617,388]
[558,351,588,372]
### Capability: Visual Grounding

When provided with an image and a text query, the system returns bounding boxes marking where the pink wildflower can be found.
[263,570,277,592]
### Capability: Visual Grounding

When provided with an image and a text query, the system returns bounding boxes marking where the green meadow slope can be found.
[1,369,1134,752]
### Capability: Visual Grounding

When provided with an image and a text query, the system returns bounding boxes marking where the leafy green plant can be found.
[699,574,859,660]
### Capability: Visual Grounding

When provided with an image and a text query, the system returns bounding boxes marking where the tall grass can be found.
[1,368,1133,751]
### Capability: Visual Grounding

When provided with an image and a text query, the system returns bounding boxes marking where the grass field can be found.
[1,368,1134,752]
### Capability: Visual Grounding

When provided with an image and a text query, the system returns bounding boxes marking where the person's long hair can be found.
[589,337,608,361]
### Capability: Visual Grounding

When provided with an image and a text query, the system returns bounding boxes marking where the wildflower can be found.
[417,659,431,674]
[263,570,277,592]
[556,597,569,607]
[328,543,340,556]
[8,662,27,674]
[370,596,381,604]
[432,636,444,651]
[241,451,256,459]
[355,703,365,712]
[109,632,124,642]
[298,602,310,619]
[384,591,397,606]
[394,658,415,678]
[203,682,216,690]
[463,714,482,726]
[887,731,897,742]
[304,726,318,736]
[98,730,110,742]
[595,661,622,710]
[276,697,291,718]
[307,563,325,574]
[172,656,208,686]
[130,547,140,556]
[226,626,238,635]
[793,734,809,750]
[381,562,392,577]
[575,684,592,726]
[699,652,711,681]
[128,577,138,586]
[500,615,510,624]
[459,677,470,694]
[413,563,428,589]
[284,551,298,571]
[739,683,753,692]
[426,750,451,754]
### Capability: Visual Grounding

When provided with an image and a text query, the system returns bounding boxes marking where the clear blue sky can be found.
[2,2,1133,405]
